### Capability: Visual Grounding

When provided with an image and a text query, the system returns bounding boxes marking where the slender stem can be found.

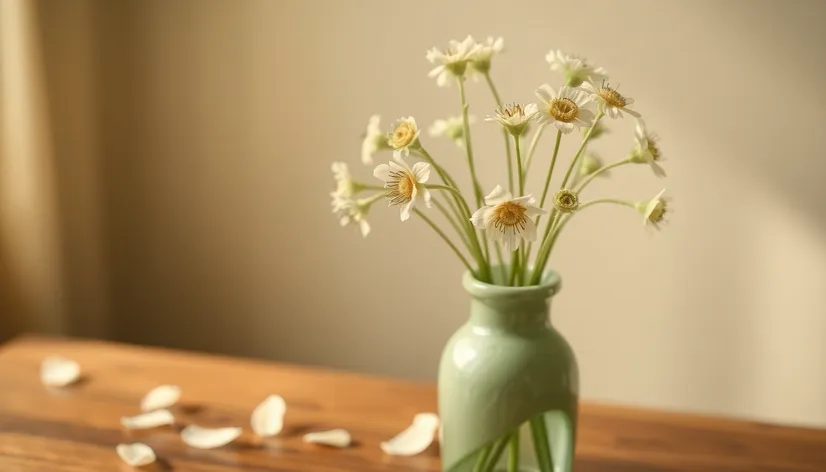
[514,136,524,196]
[417,146,461,192]
[427,185,472,217]
[559,111,605,189]
[484,73,513,194]
[578,198,635,211]
[575,157,632,194]
[359,184,387,191]
[482,435,510,472]
[539,130,563,209]
[508,432,520,472]
[457,77,484,207]
[433,198,471,249]
[523,122,547,179]
[414,209,475,274]
[530,416,554,472]
[472,445,493,472]
[529,210,561,285]
[508,250,519,286]
[493,244,507,283]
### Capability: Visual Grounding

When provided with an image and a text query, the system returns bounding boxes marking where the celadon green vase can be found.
[438,269,578,472]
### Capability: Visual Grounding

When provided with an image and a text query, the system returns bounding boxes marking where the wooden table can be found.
[0,336,824,471]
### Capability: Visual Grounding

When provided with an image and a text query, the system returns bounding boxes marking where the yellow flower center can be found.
[553,189,580,213]
[597,86,627,108]
[390,122,417,149]
[492,201,528,231]
[549,98,578,123]
[387,170,416,205]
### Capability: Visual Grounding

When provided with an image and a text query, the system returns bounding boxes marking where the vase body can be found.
[438,270,579,472]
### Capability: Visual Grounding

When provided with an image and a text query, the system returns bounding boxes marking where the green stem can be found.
[433,198,471,249]
[482,435,510,472]
[523,122,547,179]
[530,416,554,472]
[508,432,520,472]
[529,211,561,285]
[493,244,507,283]
[417,146,461,193]
[457,77,484,207]
[575,157,632,194]
[539,130,563,209]
[472,445,493,472]
[578,198,635,211]
[484,73,513,194]
[559,111,605,190]
[427,185,472,217]
[515,136,524,196]
[508,250,519,286]
[414,209,475,275]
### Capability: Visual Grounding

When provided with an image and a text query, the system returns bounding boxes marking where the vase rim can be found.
[462,267,561,299]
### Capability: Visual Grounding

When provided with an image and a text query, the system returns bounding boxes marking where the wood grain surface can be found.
[0,336,824,471]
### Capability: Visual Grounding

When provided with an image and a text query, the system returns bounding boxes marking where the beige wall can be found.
[36,0,826,428]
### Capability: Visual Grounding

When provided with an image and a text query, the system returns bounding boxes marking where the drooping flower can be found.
[634,189,670,230]
[535,84,596,134]
[428,115,475,146]
[629,119,666,177]
[553,189,580,213]
[387,117,421,159]
[485,103,538,137]
[330,162,359,199]
[426,36,480,87]
[331,193,381,238]
[545,50,608,87]
[470,185,546,252]
[373,157,432,221]
[361,115,389,165]
[582,82,640,119]
[468,36,504,76]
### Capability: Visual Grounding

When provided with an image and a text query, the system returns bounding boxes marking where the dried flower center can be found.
[647,137,661,161]
[387,170,416,205]
[648,201,667,222]
[598,87,627,108]
[553,189,580,213]
[491,201,528,232]
[502,103,526,118]
[390,122,416,149]
[549,98,578,123]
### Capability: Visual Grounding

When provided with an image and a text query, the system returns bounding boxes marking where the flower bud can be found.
[553,189,580,213]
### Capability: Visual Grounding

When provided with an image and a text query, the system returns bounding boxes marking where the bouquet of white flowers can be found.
[331,36,670,287]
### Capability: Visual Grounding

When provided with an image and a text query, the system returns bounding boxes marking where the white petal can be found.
[525,205,547,217]
[577,109,596,126]
[40,356,80,387]
[470,207,491,228]
[428,65,445,78]
[412,162,431,183]
[303,429,352,448]
[605,106,620,119]
[554,121,575,134]
[380,413,440,456]
[181,425,242,449]
[501,228,520,252]
[624,107,641,118]
[359,220,370,238]
[373,163,392,182]
[580,82,597,94]
[400,200,414,222]
[121,409,175,430]
[251,395,286,437]
[421,188,433,208]
[483,185,511,205]
[436,70,449,87]
[116,443,156,467]
[140,385,181,412]
[522,218,538,243]
[651,161,667,178]
[523,102,539,117]
[535,84,555,104]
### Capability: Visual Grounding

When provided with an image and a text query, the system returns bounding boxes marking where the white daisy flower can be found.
[330,162,359,198]
[470,185,546,252]
[581,82,640,119]
[426,36,480,87]
[331,194,379,238]
[485,103,538,137]
[534,84,596,134]
[634,189,670,230]
[630,119,666,177]
[373,157,432,221]
[361,115,389,165]
[387,117,421,159]
[545,50,608,87]
[428,115,475,146]
[468,36,504,76]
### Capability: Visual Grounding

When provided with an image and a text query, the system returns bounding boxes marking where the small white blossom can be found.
[374,157,432,221]
[429,115,475,146]
[535,84,596,134]
[426,36,480,87]
[581,82,640,119]
[361,115,389,165]
[470,185,546,252]
[635,189,670,230]
[545,50,608,86]
[485,103,538,137]
[630,119,666,177]
[331,194,376,238]
[331,162,359,198]
[387,117,421,159]
[468,36,504,76]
